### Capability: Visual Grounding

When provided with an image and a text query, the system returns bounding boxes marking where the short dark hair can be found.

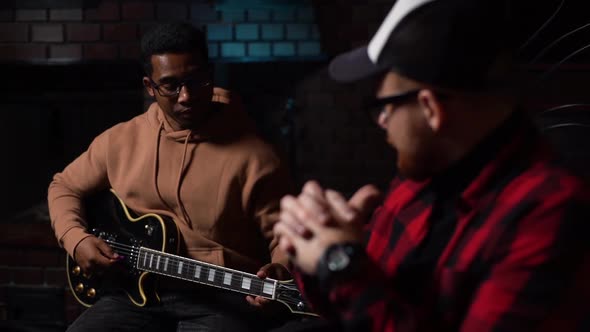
[140,22,209,76]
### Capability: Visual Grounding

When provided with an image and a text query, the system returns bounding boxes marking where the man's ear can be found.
[417,89,445,132]
[143,77,155,97]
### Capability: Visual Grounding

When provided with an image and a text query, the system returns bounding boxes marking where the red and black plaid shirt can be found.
[296,113,590,332]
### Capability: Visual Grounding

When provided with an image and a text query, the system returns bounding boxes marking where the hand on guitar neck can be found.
[246,262,291,313]
[74,235,123,275]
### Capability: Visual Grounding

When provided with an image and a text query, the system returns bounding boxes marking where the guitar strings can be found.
[106,243,137,256]
[153,256,274,290]
[104,240,286,294]
[101,240,309,310]
[157,258,307,308]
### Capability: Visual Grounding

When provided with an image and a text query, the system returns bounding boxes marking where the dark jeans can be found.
[66,288,337,332]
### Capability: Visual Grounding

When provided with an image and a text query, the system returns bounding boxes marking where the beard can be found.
[393,129,440,181]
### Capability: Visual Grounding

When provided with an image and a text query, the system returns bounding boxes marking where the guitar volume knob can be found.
[86,288,97,298]
[75,283,84,294]
[72,266,81,276]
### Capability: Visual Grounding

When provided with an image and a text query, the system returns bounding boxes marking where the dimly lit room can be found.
[1,0,589,331]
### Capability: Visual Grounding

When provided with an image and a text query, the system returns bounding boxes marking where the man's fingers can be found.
[274,221,303,244]
[280,195,305,220]
[322,185,381,225]
[282,194,327,235]
[298,192,330,225]
[282,208,324,234]
[278,236,295,257]
[274,222,296,256]
[282,182,332,227]
[274,222,310,256]
[246,295,261,307]
[92,238,119,268]
[256,264,270,279]
[348,184,382,219]
[255,296,270,305]
[245,295,270,308]
[325,189,356,223]
[279,209,312,238]
[96,240,118,260]
[301,181,325,201]
[280,195,311,235]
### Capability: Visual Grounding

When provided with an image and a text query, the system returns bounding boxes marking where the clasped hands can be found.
[274,181,381,275]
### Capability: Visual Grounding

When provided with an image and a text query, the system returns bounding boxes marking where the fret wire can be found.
[147,262,266,287]
[138,250,308,305]
[145,251,273,288]
[138,249,276,296]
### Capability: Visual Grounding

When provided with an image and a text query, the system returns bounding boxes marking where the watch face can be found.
[327,247,351,272]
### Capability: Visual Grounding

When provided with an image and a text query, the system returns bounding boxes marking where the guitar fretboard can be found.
[137,247,276,299]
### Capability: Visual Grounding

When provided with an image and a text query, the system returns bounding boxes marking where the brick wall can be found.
[215,0,397,196]
[0,62,143,328]
[0,0,324,63]
[0,220,80,328]
[290,67,397,194]
[289,0,396,194]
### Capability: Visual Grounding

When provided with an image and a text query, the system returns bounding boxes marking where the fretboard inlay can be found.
[208,269,216,282]
[137,248,276,300]
[242,277,251,290]
[177,261,183,274]
[223,272,232,285]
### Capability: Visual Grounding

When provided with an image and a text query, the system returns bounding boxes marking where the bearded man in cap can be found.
[274,0,590,331]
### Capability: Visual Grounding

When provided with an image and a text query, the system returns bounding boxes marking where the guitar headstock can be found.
[275,279,318,317]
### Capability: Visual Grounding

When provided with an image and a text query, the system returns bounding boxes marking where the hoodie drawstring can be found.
[176,131,193,228]
[154,121,175,214]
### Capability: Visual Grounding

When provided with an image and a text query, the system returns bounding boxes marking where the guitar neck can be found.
[137,247,276,299]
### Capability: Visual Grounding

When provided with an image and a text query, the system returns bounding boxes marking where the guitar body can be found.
[66,189,180,307]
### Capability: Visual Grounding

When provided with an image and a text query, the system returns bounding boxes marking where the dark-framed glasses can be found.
[149,77,212,97]
[363,89,420,124]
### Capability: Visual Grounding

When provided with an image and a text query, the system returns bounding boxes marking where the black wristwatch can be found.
[316,242,364,287]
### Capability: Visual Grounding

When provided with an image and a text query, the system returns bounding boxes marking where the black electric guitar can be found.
[66,189,317,317]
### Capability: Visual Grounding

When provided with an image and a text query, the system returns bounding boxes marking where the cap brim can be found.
[328,46,387,83]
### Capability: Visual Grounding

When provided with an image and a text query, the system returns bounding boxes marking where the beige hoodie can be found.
[48,88,292,273]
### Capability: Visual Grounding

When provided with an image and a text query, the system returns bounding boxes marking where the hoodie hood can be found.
[147,87,255,143]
